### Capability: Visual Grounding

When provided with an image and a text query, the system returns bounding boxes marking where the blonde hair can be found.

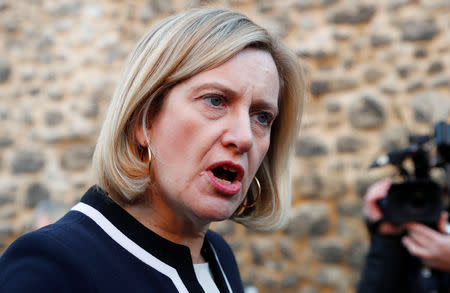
[92,8,306,230]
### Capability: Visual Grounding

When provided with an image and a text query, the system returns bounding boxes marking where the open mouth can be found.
[209,162,244,183]
[211,166,238,183]
[206,161,244,195]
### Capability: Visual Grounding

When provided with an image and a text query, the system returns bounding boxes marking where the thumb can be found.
[438,211,449,233]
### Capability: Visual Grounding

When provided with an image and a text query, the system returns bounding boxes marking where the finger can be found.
[408,229,434,248]
[365,200,382,220]
[403,232,430,251]
[402,236,430,259]
[364,179,392,220]
[365,178,392,201]
[407,223,440,242]
[442,211,448,222]
[438,211,449,233]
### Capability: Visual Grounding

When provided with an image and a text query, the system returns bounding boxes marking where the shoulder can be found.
[0,212,93,292]
[0,231,67,291]
[1,210,88,260]
[2,208,107,260]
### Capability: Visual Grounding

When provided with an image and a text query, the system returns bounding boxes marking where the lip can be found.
[206,161,245,195]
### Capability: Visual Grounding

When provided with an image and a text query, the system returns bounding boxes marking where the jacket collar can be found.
[76,186,232,293]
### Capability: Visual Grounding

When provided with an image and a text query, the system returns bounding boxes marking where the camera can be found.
[378,179,443,226]
[370,121,450,226]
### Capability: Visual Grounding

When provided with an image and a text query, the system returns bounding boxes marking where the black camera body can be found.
[378,179,443,226]
[372,121,450,226]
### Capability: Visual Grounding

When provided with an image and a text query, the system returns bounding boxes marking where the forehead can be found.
[180,48,280,104]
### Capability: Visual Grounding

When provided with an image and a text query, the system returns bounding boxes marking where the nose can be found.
[221,112,253,154]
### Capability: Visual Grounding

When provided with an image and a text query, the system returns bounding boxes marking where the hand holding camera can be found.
[364,121,450,272]
[359,121,450,292]
[363,177,443,233]
[366,121,450,231]
[364,178,406,235]
[401,212,450,272]
[364,178,450,272]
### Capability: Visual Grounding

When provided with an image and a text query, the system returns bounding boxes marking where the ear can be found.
[135,126,149,147]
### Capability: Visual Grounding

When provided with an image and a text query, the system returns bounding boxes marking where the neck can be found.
[119,193,210,264]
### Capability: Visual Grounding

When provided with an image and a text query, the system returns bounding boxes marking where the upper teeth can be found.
[223,166,236,172]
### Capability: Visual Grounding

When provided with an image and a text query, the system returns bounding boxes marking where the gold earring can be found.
[242,177,261,208]
[147,146,152,173]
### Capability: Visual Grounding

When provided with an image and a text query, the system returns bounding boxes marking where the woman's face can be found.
[142,48,280,224]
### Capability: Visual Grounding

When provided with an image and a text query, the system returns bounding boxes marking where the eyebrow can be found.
[252,101,279,116]
[193,82,279,114]
[193,82,238,98]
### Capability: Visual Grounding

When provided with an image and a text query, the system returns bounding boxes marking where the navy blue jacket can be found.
[0,186,244,293]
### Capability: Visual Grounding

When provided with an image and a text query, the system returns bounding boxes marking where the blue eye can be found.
[205,96,223,107]
[256,113,271,126]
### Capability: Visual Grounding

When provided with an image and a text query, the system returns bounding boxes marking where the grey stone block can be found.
[295,136,328,157]
[401,18,439,42]
[25,183,50,208]
[11,150,45,174]
[348,95,385,129]
[0,59,11,83]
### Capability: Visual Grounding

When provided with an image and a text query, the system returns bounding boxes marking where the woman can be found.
[0,8,305,292]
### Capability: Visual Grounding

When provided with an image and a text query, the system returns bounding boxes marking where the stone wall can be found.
[0,0,449,292]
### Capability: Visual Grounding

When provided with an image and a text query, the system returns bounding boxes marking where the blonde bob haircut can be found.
[92,8,306,230]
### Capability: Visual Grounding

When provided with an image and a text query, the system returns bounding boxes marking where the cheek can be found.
[258,138,271,163]
[150,117,202,194]
[151,112,201,160]
[249,138,271,176]
[163,123,195,157]
[262,137,271,155]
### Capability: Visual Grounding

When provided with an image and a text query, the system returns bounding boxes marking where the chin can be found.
[195,205,236,222]
[189,186,242,222]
